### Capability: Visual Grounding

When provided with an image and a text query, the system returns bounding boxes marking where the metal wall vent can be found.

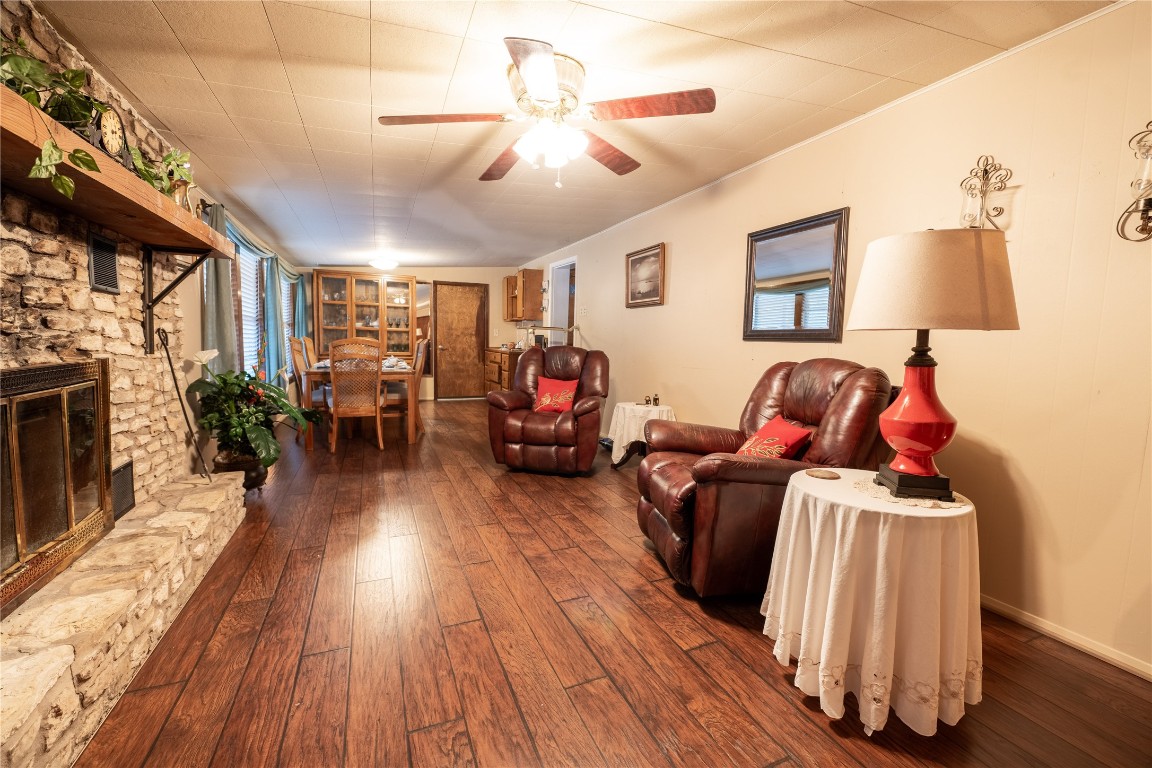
[88,232,120,294]
[111,460,135,520]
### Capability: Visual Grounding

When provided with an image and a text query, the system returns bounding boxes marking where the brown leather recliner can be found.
[487,345,609,475]
[637,358,892,597]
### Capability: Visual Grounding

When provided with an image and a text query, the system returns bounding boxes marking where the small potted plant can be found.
[1,35,103,198]
[160,148,194,208]
[186,349,319,489]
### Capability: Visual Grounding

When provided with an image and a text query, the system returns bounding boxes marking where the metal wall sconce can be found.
[1117,121,1152,242]
[960,155,1012,229]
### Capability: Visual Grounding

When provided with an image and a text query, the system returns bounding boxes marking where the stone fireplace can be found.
[1,2,247,766]
[1,360,114,617]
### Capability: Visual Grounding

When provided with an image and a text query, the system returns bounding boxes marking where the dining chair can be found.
[382,338,429,437]
[326,337,383,452]
[288,337,327,444]
[302,336,318,367]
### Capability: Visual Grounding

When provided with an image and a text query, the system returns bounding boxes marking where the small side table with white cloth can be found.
[606,402,675,468]
[760,468,982,736]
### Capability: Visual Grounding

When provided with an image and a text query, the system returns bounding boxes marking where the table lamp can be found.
[847,228,1019,500]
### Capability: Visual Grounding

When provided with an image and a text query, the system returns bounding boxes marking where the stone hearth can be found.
[0,474,246,768]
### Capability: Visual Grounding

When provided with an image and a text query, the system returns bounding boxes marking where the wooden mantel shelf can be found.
[0,86,232,258]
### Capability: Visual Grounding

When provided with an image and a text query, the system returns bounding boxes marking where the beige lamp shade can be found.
[847,228,1019,331]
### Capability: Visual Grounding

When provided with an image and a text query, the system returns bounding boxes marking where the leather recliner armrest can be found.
[572,396,601,417]
[487,389,532,411]
[691,453,814,485]
[644,420,747,455]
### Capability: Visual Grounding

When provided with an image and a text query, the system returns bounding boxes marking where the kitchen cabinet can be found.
[503,268,544,322]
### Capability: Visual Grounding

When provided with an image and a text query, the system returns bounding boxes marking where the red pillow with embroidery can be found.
[534,377,578,413]
[736,415,812,460]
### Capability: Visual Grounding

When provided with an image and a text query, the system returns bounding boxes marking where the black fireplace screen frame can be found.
[1,358,113,616]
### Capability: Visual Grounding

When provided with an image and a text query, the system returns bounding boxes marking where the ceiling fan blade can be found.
[589,88,716,121]
[504,37,559,106]
[585,131,640,176]
[378,113,510,126]
[479,142,521,181]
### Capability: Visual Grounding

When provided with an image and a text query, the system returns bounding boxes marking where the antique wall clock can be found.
[91,107,131,168]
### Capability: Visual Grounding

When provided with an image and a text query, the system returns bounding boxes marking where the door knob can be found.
[437,345,447,350]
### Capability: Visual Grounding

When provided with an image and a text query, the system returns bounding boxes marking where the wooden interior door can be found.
[433,282,488,399]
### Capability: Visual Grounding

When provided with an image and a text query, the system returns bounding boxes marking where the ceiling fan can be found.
[377,37,716,182]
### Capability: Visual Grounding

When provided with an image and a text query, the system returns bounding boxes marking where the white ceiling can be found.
[39,0,1109,269]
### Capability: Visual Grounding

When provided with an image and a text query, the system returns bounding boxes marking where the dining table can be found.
[302,362,422,448]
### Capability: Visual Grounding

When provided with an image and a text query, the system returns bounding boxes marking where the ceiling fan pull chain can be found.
[555,168,563,189]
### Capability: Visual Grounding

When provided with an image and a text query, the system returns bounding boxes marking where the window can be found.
[751,283,829,331]
[280,273,295,376]
[235,246,262,372]
[801,284,829,329]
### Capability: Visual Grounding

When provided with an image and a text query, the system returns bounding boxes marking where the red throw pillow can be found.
[736,415,812,460]
[534,377,578,413]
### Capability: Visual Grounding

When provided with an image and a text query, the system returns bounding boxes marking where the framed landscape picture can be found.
[625,243,666,308]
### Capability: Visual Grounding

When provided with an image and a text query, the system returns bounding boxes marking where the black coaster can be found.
[874,463,955,502]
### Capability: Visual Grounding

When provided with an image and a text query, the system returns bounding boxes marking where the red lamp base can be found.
[875,333,958,501]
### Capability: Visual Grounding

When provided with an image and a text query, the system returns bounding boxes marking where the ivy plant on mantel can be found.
[0,85,230,255]
[0,83,234,354]
[0,36,104,198]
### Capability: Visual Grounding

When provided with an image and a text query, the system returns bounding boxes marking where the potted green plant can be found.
[128,147,195,207]
[1,35,102,198]
[186,349,319,489]
[161,149,195,209]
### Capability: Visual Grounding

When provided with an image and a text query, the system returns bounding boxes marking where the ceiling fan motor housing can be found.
[508,53,585,117]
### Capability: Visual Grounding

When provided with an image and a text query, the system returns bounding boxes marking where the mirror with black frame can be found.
[743,207,849,342]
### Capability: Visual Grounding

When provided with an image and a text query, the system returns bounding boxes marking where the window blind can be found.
[237,247,261,371]
[280,273,295,376]
[752,284,829,331]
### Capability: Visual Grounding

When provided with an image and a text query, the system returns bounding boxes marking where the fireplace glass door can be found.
[1,360,112,615]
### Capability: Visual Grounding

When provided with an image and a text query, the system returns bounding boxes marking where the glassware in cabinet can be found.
[313,270,416,359]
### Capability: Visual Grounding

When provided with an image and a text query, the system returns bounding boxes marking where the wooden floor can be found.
[79,400,1152,768]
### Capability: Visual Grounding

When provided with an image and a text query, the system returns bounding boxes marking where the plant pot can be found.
[213,452,267,490]
[171,178,192,211]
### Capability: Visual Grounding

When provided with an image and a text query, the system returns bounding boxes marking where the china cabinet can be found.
[313,270,416,358]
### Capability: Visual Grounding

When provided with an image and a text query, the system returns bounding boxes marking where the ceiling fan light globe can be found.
[507,53,584,117]
[514,126,544,162]
[544,147,569,169]
[518,54,560,106]
[561,126,588,159]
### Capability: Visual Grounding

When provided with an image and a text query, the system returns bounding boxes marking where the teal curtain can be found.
[201,204,237,375]
[294,279,308,342]
[223,216,306,388]
[261,257,285,385]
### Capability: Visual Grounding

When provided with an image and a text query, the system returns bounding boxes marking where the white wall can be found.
[525,5,1152,676]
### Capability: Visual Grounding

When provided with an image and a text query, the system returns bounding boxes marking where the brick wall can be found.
[1,0,197,496]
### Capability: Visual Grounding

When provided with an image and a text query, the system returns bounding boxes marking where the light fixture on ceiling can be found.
[959,155,1012,229]
[1117,121,1152,242]
[377,37,714,182]
[369,257,399,271]
[513,119,589,170]
[506,47,584,113]
[847,228,1019,501]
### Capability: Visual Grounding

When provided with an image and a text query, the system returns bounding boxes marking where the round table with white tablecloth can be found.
[606,402,675,467]
[760,468,982,736]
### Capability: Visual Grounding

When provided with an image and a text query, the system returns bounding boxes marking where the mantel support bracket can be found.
[142,245,213,354]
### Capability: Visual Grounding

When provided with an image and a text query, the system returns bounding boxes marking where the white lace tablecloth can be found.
[760,468,982,736]
[607,403,675,462]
